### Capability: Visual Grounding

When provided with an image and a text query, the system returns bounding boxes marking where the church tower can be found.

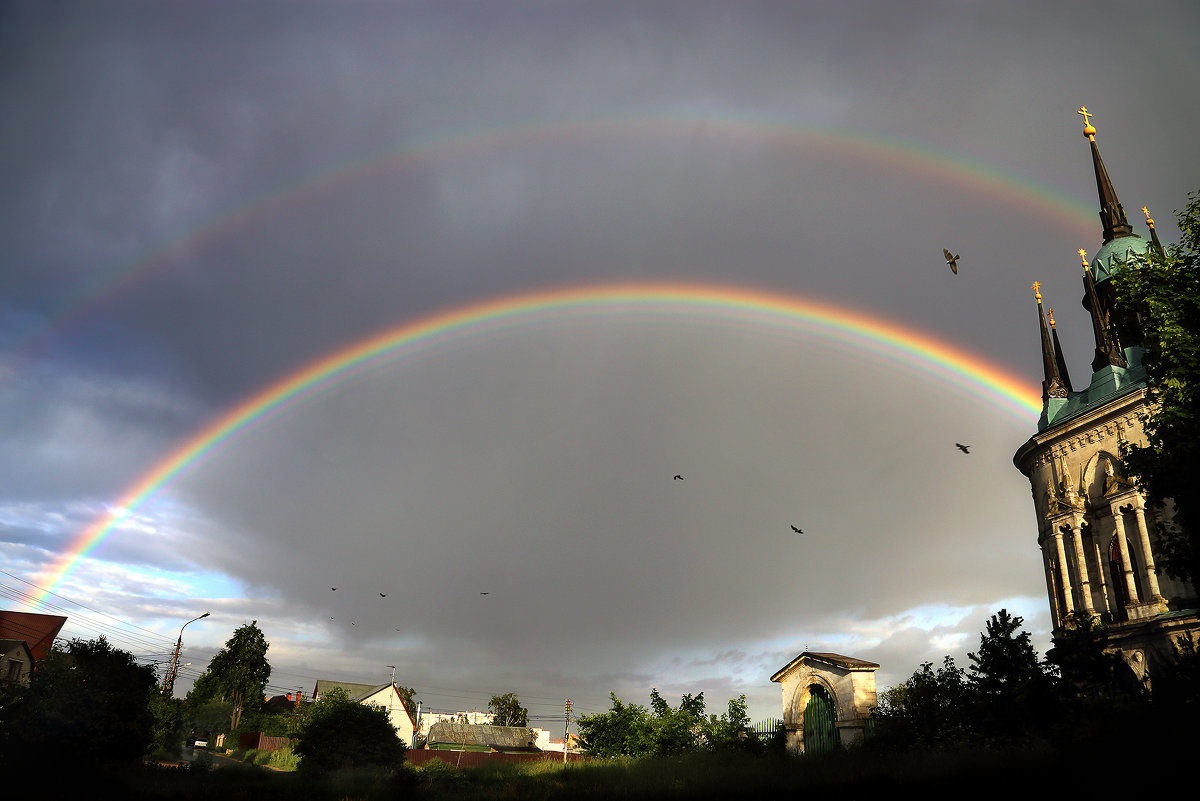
[1012,109,1199,686]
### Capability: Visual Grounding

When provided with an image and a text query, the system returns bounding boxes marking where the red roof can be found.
[0,611,68,662]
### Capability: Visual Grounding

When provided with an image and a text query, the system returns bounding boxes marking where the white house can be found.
[312,679,416,745]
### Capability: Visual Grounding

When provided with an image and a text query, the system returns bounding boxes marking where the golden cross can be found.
[1032,281,1042,300]
[1078,248,1088,266]
[1078,106,1092,126]
[1047,308,1056,327]
[1143,206,1154,226]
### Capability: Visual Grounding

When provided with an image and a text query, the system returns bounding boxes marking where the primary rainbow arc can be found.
[31,282,1042,607]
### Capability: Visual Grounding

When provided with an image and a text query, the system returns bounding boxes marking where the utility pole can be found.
[412,700,422,749]
[162,611,210,697]
[563,699,572,765]
[387,664,397,686]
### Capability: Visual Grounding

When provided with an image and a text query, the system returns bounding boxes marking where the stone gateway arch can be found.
[771,652,879,753]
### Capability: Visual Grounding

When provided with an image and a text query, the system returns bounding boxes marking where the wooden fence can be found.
[407,749,587,769]
[238,732,294,752]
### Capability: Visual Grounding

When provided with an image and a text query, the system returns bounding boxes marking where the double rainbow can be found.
[31,282,1041,606]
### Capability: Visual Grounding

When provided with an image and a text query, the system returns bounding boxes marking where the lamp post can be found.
[162,612,210,697]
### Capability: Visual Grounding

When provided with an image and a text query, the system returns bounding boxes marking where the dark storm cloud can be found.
[1,0,1197,720]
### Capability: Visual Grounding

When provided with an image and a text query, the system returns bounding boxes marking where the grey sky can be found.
[1,1,1197,722]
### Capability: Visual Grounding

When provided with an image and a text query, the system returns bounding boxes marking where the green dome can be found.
[1090,234,1149,283]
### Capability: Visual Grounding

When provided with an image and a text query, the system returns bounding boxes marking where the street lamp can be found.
[162,612,210,697]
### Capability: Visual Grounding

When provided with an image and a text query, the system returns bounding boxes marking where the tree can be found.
[967,609,1056,741]
[1111,190,1200,586]
[295,687,406,773]
[576,689,720,758]
[704,694,757,753]
[187,621,272,731]
[1046,613,1129,701]
[647,688,706,757]
[7,637,158,765]
[967,609,1043,696]
[874,656,973,748]
[576,693,656,758]
[487,692,528,727]
[396,684,417,721]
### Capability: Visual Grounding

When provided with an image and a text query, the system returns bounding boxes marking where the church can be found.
[1012,109,1199,685]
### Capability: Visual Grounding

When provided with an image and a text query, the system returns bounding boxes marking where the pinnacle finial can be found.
[1032,280,1042,301]
[1047,308,1056,327]
[1078,106,1096,140]
[1078,248,1088,268]
[1143,205,1155,229]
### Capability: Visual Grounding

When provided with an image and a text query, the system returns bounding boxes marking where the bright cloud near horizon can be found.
[2,1,1197,725]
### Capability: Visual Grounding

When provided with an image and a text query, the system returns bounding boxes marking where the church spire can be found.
[1079,107,1133,244]
[1143,205,1165,258]
[1080,248,1127,371]
[1047,307,1073,392]
[1034,282,1068,400]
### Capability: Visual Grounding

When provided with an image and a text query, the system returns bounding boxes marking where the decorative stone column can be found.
[1129,501,1163,601]
[1051,526,1075,618]
[1091,540,1112,617]
[1110,503,1140,603]
[1067,517,1095,616]
[1042,543,1065,624]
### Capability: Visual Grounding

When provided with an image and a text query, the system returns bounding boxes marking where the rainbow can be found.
[11,112,1096,359]
[31,282,1042,606]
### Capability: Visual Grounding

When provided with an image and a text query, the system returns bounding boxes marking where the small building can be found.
[771,651,879,753]
[0,611,67,662]
[416,708,495,739]
[312,679,415,745]
[0,639,35,684]
[425,722,540,754]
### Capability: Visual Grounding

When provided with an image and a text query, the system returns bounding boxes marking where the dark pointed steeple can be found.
[1034,282,1068,400]
[1078,107,1133,244]
[1080,247,1127,371]
[1047,307,1073,392]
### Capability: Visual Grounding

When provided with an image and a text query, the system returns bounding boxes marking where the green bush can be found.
[418,757,471,788]
[267,745,302,771]
[295,690,406,773]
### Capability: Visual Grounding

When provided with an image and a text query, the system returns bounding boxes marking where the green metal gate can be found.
[802,685,838,754]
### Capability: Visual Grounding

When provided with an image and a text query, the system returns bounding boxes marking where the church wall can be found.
[1016,388,1161,628]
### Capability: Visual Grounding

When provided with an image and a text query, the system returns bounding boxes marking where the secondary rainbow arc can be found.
[31,282,1041,607]
[11,111,1096,360]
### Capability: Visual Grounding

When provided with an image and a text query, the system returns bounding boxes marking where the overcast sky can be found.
[2,1,1197,726]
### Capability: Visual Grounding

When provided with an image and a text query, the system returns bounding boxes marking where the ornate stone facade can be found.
[1012,114,1198,686]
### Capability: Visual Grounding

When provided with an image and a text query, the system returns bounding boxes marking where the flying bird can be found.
[674,475,683,481]
[956,443,971,454]
[379,592,387,597]
[943,248,960,274]
[791,525,804,534]
[331,587,337,591]
[480,592,490,595]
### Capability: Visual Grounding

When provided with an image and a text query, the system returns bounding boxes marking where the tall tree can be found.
[967,609,1043,696]
[187,621,272,731]
[967,609,1055,741]
[487,692,529,727]
[1111,191,1200,586]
